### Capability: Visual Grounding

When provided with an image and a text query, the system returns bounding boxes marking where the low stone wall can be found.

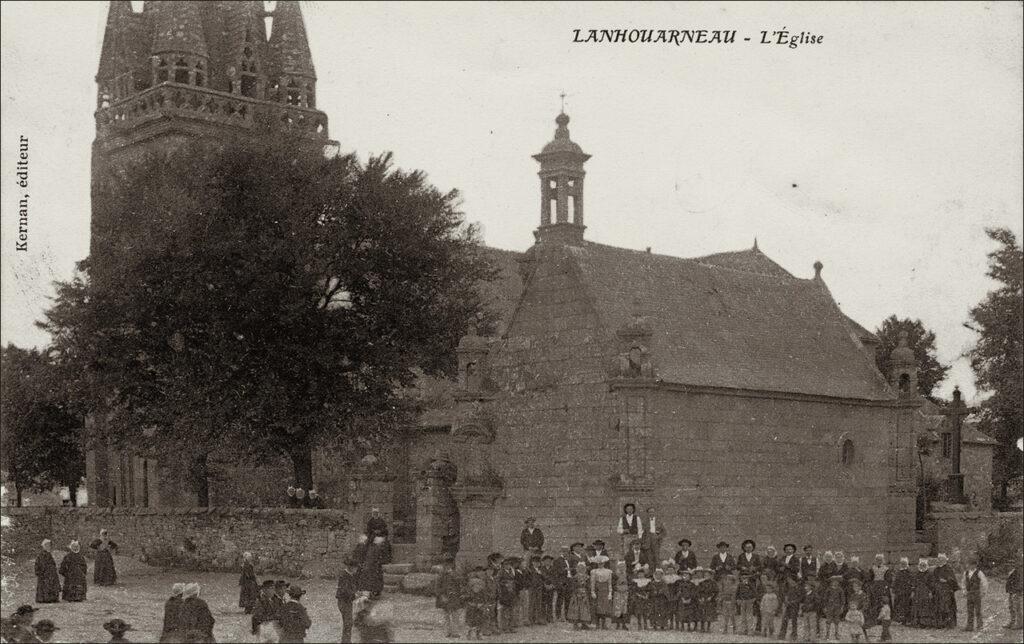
[925,509,1023,556]
[1,507,356,578]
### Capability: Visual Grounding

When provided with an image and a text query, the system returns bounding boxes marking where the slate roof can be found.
[566,241,893,400]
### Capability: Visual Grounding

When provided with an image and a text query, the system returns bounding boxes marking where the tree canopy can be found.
[965,228,1023,500]
[0,345,84,506]
[40,136,497,499]
[873,315,950,399]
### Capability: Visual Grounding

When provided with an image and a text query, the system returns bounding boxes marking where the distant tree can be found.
[965,228,1023,502]
[874,316,951,399]
[39,136,497,502]
[0,345,84,506]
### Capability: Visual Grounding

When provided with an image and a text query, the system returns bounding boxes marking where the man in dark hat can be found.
[710,541,736,580]
[617,503,643,555]
[554,545,574,620]
[252,580,281,640]
[520,517,544,555]
[736,540,762,635]
[279,585,312,643]
[800,545,818,581]
[626,539,648,573]
[781,544,800,582]
[336,558,359,643]
[9,606,38,643]
[674,539,698,573]
[33,619,59,643]
[103,618,133,644]
[737,540,761,577]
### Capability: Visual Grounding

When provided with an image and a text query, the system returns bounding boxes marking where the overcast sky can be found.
[1,1,1021,401]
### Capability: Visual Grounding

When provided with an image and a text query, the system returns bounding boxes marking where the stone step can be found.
[382,563,414,575]
[400,572,438,595]
[383,573,406,586]
[383,584,401,593]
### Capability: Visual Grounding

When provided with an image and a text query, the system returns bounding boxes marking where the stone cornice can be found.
[609,379,913,409]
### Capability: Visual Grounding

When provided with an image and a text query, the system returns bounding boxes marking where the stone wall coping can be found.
[611,379,909,408]
[1,506,352,519]
[926,510,1020,520]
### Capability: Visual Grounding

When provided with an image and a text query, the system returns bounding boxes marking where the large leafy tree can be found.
[40,136,496,502]
[874,316,951,399]
[0,345,85,506]
[965,228,1023,502]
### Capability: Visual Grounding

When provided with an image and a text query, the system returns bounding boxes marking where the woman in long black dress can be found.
[90,529,118,586]
[358,533,392,598]
[238,552,259,614]
[59,540,88,602]
[160,583,186,643]
[35,539,61,603]
[180,582,216,643]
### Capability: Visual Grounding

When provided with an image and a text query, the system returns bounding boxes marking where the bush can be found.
[976,520,1022,575]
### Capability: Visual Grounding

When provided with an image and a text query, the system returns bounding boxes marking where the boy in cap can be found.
[252,580,281,640]
[528,555,547,625]
[103,618,133,644]
[464,567,489,640]
[800,545,818,580]
[539,555,558,624]
[677,568,698,631]
[778,575,802,640]
[33,619,59,643]
[496,558,517,633]
[801,575,823,641]
[336,558,359,643]
[554,546,574,620]
[279,585,312,643]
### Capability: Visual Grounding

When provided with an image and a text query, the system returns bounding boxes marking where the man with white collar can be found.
[616,503,643,556]
[626,539,648,573]
[710,541,736,581]
[674,539,698,573]
[963,554,988,631]
[781,544,800,582]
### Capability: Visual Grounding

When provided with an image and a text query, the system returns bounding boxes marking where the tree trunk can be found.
[188,454,210,507]
[15,483,23,508]
[68,481,79,507]
[289,439,314,491]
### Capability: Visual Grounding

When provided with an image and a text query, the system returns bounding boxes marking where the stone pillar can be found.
[414,459,458,568]
[452,484,503,567]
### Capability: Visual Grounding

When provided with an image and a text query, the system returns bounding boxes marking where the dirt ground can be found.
[3,555,1023,643]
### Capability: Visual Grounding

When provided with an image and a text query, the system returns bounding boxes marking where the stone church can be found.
[85,1,926,565]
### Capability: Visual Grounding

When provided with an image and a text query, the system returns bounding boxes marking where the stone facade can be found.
[1,506,355,578]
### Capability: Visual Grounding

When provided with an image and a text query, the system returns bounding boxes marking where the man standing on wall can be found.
[641,507,665,564]
[520,518,544,556]
[616,503,643,556]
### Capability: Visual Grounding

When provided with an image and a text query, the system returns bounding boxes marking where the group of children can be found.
[1,605,133,643]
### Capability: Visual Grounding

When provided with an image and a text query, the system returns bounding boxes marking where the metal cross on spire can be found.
[560,91,567,113]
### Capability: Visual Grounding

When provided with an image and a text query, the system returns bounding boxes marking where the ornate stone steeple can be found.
[532,110,590,245]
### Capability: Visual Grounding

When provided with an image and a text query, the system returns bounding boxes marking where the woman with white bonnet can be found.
[58,540,88,602]
[180,582,216,643]
[90,528,119,586]
[34,538,60,603]
[160,582,186,643]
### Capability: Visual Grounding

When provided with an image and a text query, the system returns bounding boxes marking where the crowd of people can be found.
[282,486,325,510]
[7,505,1024,643]
[431,508,1024,641]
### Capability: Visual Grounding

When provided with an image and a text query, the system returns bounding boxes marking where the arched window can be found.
[286,79,302,106]
[156,57,169,83]
[898,373,910,393]
[841,439,855,467]
[174,58,189,84]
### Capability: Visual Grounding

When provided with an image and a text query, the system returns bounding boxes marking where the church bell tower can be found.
[532,110,590,245]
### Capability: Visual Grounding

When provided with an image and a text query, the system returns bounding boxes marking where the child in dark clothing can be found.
[695,568,719,633]
[496,559,517,633]
[630,567,652,630]
[801,577,822,641]
[778,576,801,640]
[825,575,846,640]
[677,570,698,631]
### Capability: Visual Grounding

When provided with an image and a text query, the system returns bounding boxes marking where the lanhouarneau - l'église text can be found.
[572,28,825,49]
